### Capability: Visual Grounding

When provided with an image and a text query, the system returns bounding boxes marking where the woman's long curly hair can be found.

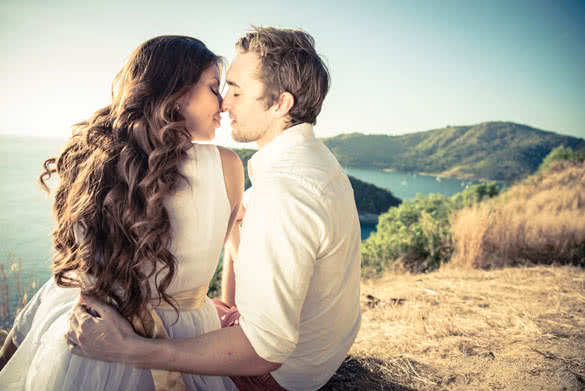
[39,36,220,319]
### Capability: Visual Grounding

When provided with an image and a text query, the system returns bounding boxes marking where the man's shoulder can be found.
[274,142,345,184]
[252,174,312,202]
[285,138,339,168]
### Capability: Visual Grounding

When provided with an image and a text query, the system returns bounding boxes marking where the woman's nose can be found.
[221,96,229,112]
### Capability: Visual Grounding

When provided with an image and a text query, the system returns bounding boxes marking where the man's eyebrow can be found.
[226,80,240,88]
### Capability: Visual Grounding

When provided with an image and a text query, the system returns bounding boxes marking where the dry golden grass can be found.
[1,265,583,390]
[0,258,39,330]
[322,265,585,390]
[450,161,585,269]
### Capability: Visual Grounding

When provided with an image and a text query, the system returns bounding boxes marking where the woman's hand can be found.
[66,294,141,363]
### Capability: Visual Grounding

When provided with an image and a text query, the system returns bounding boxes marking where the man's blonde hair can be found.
[236,26,330,127]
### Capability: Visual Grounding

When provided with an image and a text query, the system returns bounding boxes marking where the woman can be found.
[0,35,242,391]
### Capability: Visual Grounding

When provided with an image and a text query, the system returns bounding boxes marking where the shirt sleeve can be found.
[235,178,324,363]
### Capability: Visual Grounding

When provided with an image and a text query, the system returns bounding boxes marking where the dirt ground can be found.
[322,265,585,390]
[1,266,582,390]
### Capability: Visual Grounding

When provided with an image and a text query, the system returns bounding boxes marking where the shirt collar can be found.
[248,123,315,184]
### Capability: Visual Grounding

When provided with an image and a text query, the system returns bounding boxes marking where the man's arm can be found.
[233,180,318,364]
[67,295,281,375]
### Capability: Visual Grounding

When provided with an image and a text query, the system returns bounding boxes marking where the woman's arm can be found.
[221,203,245,306]
[220,250,237,307]
[218,147,244,306]
[218,146,244,246]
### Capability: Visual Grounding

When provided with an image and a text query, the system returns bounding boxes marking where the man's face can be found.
[222,51,273,144]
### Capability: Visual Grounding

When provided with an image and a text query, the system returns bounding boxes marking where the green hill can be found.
[322,122,585,182]
[348,176,401,216]
[232,149,400,215]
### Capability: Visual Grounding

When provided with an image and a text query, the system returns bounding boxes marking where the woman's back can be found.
[159,143,230,294]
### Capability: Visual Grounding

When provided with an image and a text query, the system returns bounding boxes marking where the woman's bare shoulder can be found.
[217,146,243,169]
[216,146,244,207]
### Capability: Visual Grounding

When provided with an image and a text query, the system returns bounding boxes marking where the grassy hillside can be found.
[362,148,585,276]
[451,159,585,269]
[323,122,585,182]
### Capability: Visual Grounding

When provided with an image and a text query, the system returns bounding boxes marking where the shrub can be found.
[538,146,584,173]
[451,182,501,210]
[361,183,500,275]
[361,194,452,274]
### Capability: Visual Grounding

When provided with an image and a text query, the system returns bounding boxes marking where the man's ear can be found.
[273,91,294,118]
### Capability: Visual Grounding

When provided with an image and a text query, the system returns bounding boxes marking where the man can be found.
[68,27,362,391]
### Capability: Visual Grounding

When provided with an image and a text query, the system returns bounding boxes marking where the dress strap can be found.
[130,285,209,391]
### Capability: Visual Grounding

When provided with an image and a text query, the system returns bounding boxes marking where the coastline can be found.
[381,167,499,183]
[358,213,379,225]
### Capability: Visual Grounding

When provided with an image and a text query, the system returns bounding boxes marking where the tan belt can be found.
[130,285,208,391]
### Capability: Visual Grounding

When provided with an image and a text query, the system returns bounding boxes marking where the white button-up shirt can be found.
[235,123,362,391]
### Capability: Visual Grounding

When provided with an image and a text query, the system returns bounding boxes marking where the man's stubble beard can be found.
[231,130,253,143]
[231,124,265,144]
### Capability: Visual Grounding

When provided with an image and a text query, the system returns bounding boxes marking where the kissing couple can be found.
[0,26,361,391]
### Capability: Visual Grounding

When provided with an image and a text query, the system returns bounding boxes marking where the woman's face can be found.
[180,66,222,141]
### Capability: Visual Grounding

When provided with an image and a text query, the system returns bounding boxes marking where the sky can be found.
[1,0,584,147]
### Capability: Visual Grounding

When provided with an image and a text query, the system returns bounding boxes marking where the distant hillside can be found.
[232,149,400,215]
[348,176,401,216]
[322,122,585,182]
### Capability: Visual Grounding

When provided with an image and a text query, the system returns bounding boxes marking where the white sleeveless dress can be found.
[0,144,238,391]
